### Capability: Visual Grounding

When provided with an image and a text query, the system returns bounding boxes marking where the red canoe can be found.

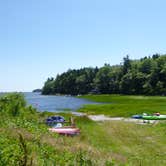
[49,127,80,135]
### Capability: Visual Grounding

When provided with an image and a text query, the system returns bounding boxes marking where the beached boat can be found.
[142,115,166,120]
[131,115,143,119]
[49,127,80,135]
[46,116,65,125]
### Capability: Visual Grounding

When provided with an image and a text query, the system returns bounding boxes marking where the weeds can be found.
[0,93,166,165]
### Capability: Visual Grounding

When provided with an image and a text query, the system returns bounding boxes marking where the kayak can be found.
[49,127,80,135]
[132,115,143,119]
[142,115,166,120]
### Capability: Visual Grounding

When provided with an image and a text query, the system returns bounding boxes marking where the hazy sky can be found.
[0,0,166,92]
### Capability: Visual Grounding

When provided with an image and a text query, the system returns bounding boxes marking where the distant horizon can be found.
[1,0,166,92]
[1,53,165,93]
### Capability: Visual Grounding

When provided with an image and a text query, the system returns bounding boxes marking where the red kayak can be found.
[49,127,80,135]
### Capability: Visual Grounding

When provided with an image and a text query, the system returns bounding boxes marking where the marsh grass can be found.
[78,94,166,116]
[65,116,166,165]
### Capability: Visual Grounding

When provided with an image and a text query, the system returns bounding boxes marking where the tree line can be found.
[42,54,166,95]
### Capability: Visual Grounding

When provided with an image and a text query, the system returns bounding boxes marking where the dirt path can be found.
[88,114,159,124]
[72,112,158,124]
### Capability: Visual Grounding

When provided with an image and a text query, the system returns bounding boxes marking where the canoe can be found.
[49,127,80,135]
[142,115,166,120]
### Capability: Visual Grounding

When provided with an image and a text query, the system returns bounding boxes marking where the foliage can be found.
[0,93,27,116]
[0,93,105,165]
[42,54,166,95]
[0,93,166,165]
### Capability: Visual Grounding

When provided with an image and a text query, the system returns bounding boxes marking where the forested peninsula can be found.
[42,54,166,95]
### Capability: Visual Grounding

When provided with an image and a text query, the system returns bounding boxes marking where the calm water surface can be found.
[24,92,98,112]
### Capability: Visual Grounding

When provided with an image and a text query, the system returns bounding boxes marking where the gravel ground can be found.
[72,112,160,124]
[87,115,158,124]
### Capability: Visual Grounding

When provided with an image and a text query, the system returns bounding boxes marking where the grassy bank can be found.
[0,93,166,165]
[78,95,166,117]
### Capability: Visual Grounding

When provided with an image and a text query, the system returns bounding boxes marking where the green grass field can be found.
[78,94,166,117]
[1,94,166,165]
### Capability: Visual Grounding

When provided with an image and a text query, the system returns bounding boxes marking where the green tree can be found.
[42,78,54,95]
[94,65,111,93]
[41,54,166,96]
[122,55,131,74]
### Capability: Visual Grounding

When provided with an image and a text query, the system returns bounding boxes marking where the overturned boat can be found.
[49,127,80,136]
[131,114,143,119]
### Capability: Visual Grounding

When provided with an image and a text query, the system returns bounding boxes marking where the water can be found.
[24,92,98,112]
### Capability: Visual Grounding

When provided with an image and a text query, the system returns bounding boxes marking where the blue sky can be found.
[0,0,166,92]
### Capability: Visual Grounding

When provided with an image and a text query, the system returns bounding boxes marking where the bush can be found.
[0,93,36,117]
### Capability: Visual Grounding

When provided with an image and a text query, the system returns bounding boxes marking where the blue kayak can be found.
[132,115,143,119]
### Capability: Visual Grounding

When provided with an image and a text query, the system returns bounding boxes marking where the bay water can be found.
[24,92,97,112]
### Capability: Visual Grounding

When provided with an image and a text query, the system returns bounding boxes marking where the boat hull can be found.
[49,127,80,135]
[142,115,166,120]
[132,115,143,119]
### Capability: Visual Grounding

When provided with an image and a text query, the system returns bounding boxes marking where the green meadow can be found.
[0,93,166,165]
[78,94,166,117]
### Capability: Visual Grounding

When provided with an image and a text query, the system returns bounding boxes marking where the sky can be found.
[0,0,166,92]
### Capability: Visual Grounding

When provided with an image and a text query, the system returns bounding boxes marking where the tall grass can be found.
[0,93,166,165]
[0,93,109,165]
[78,94,166,116]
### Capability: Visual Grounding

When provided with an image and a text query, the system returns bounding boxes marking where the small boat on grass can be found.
[49,127,80,136]
[132,112,166,120]
[45,116,65,126]
[47,116,80,136]
[142,114,166,120]
[131,115,143,119]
